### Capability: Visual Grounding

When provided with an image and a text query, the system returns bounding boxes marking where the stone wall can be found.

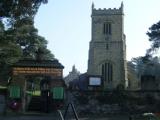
[66,90,160,115]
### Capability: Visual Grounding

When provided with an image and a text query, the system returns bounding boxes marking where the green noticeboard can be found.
[51,87,64,100]
[9,86,21,98]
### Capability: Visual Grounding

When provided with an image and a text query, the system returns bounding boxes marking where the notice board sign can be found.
[13,67,62,77]
[88,76,102,86]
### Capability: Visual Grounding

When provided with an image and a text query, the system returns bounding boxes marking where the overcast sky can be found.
[34,0,160,76]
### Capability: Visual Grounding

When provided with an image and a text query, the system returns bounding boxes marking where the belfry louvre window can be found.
[103,23,111,35]
[102,63,113,83]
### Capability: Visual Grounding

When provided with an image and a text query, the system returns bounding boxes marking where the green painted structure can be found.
[9,59,64,112]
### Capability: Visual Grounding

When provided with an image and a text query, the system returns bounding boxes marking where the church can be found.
[87,2,128,89]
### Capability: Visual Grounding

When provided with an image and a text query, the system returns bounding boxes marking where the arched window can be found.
[101,62,113,83]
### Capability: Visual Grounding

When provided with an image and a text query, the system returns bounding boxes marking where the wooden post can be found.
[21,76,27,113]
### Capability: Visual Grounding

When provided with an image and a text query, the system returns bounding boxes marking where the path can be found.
[0,114,129,120]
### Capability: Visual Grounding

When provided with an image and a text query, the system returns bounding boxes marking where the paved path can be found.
[0,115,129,120]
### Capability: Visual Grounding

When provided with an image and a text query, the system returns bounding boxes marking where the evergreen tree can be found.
[12,17,54,60]
[0,0,48,18]
[146,21,160,55]
[0,20,22,65]
[0,20,22,82]
[0,0,54,83]
[0,0,54,62]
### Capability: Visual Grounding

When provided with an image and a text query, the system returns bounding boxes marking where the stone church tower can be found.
[87,3,128,89]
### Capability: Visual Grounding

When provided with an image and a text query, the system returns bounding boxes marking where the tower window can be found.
[103,23,111,35]
[106,44,109,50]
[101,63,113,83]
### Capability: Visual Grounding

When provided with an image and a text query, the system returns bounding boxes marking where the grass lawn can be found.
[26,90,41,96]
[156,114,160,120]
[0,85,7,89]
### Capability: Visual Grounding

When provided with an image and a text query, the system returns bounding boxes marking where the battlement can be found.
[92,2,123,16]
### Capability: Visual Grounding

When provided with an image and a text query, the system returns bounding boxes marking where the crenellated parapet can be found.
[92,2,123,16]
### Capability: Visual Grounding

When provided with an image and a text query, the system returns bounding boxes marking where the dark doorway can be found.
[40,77,51,113]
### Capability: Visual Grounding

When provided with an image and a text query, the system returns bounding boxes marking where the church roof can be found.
[12,59,64,69]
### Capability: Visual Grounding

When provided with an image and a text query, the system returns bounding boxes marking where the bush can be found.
[76,93,88,104]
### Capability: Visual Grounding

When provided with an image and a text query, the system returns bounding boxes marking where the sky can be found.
[34,0,160,76]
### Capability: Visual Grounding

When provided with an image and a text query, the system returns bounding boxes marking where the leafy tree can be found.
[130,57,146,77]
[146,21,160,55]
[130,56,160,78]
[127,61,139,89]
[127,20,160,89]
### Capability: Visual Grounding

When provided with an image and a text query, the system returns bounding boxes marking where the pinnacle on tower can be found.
[72,65,76,72]
[92,2,94,9]
[121,1,124,12]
